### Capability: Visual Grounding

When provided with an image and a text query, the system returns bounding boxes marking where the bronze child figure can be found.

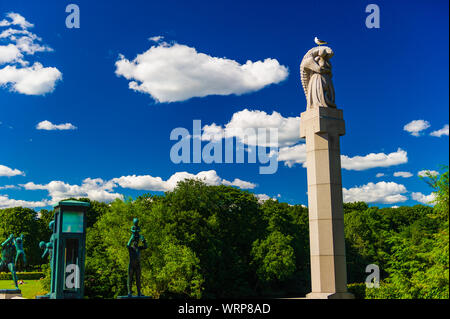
[127,218,147,297]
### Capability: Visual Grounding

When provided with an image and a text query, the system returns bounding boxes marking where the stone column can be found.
[300,106,354,299]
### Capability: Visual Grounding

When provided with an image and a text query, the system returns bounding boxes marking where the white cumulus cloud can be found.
[148,35,163,42]
[0,185,18,190]
[115,41,288,102]
[200,109,412,171]
[430,124,449,137]
[202,109,301,148]
[21,170,257,205]
[0,43,22,64]
[0,13,33,29]
[411,192,436,205]
[113,170,255,192]
[111,174,167,192]
[341,148,408,171]
[36,120,77,131]
[403,120,430,137]
[201,123,225,142]
[393,171,413,178]
[0,12,61,95]
[0,164,24,177]
[277,144,307,167]
[22,178,123,204]
[417,170,439,177]
[343,181,408,204]
[255,193,275,203]
[0,62,61,95]
[224,109,299,147]
[0,194,48,209]
[222,178,257,189]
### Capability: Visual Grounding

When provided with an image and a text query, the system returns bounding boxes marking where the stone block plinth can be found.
[300,106,353,299]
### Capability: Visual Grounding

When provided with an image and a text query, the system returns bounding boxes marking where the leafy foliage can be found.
[0,207,48,268]
[2,167,448,299]
[83,180,309,298]
[355,167,449,299]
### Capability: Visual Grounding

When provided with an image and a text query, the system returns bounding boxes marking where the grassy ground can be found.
[0,280,48,299]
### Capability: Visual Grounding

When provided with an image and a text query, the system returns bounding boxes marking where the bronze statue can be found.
[14,234,26,270]
[39,221,55,272]
[127,218,147,297]
[39,221,55,298]
[0,234,20,289]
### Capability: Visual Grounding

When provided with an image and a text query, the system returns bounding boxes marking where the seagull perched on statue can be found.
[314,37,328,46]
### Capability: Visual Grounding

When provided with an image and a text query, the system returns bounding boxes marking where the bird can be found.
[314,37,328,46]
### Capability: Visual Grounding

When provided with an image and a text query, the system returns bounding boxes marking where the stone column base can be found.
[306,292,354,299]
[0,289,22,299]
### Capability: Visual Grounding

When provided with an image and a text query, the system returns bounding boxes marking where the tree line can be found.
[0,168,447,298]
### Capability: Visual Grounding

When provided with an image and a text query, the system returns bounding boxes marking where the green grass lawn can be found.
[0,280,48,299]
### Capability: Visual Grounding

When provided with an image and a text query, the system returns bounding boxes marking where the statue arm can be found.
[41,242,52,259]
[127,236,133,248]
[1,234,14,247]
[41,248,49,259]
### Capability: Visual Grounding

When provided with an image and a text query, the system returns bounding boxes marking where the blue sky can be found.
[0,0,448,210]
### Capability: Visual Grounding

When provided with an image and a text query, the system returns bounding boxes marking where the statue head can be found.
[133,218,139,226]
[39,241,46,249]
[301,46,333,68]
[317,46,333,59]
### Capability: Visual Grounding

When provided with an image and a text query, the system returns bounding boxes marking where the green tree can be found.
[366,167,449,299]
[84,180,312,298]
[251,231,296,282]
[0,207,42,268]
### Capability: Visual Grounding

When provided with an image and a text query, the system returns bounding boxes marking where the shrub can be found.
[0,271,44,280]
[348,283,367,299]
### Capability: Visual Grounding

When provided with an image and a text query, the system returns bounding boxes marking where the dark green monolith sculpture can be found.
[36,200,89,299]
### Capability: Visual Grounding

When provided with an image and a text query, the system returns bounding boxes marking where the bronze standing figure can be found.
[127,218,147,297]
[0,234,22,289]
